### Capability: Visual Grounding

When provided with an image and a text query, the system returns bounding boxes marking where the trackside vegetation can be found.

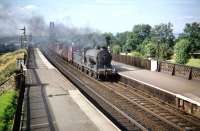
[0,90,17,131]
[0,49,26,83]
[0,49,26,131]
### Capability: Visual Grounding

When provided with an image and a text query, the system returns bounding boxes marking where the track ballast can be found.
[44,49,200,131]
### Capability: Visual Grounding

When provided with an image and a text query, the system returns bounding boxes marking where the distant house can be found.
[189,50,200,58]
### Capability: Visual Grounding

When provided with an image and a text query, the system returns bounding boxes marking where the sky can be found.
[1,0,200,34]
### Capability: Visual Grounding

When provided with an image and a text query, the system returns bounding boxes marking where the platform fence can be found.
[158,61,200,81]
[112,54,151,70]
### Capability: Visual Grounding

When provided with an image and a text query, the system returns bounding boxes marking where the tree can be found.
[151,22,175,47]
[174,39,190,64]
[112,45,121,54]
[151,23,175,59]
[133,24,151,40]
[103,32,115,46]
[159,43,173,60]
[125,32,138,51]
[144,41,156,58]
[123,24,152,52]
[183,22,200,53]
[137,37,151,55]
[115,31,129,47]
[122,43,132,53]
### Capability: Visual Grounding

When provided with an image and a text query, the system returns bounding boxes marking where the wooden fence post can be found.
[157,61,161,72]
[172,64,175,76]
[188,68,192,80]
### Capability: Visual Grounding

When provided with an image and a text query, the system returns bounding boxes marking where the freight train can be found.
[49,43,116,79]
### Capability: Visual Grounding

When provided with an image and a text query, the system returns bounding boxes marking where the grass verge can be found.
[0,90,17,131]
[0,49,26,83]
[0,49,26,130]
[186,58,200,68]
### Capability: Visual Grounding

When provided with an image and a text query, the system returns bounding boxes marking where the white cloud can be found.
[23,5,38,11]
[94,0,135,5]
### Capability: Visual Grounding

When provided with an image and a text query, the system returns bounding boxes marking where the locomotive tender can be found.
[49,44,116,79]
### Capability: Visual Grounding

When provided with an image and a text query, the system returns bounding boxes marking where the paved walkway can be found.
[21,48,119,131]
[112,61,200,106]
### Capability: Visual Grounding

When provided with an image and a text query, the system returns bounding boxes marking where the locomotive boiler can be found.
[49,43,116,80]
[83,46,114,77]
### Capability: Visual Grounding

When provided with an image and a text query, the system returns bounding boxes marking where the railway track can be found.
[102,82,200,130]
[44,50,200,131]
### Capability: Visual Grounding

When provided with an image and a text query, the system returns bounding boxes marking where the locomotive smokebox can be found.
[85,48,112,68]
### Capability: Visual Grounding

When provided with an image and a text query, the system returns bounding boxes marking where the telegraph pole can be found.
[19,26,27,48]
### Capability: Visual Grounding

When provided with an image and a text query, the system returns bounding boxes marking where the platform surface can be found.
[21,48,119,131]
[112,61,200,106]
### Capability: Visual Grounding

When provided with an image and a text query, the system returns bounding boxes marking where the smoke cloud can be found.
[28,16,48,36]
[53,23,106,47]
[0,1,19,37]
[0,0,106,47]
[0,0,53,37]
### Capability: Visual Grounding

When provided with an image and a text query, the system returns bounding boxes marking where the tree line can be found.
[103,22,200,64]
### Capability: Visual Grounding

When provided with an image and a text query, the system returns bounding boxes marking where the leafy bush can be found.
[159,43,173,60]
[130,51,143,57]
[137,38,150,55]
[112,45,121,54]
[144,41,156,58]
[174,39,190,64]
[122,44,132,53]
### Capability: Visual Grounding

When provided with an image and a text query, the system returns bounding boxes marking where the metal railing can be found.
[12,61,27,131]
[158,61,200,81]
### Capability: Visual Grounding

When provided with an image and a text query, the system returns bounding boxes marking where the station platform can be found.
[112,61,200,107]
[20,48,119,131]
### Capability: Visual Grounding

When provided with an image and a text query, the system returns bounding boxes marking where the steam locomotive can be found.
[49,43,116,79]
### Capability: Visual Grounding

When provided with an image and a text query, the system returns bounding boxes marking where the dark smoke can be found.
[0,0,106,47]
[52,23,106,47]
[28,16,48,36]
[0,0,48,38]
